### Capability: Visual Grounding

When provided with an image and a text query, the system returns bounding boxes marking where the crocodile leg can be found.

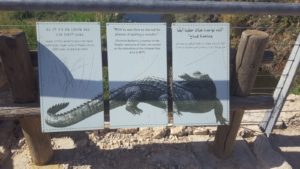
[173,102,182,116]
[125,86,143,115]
[214,99,227,125]
[158,94,168,112]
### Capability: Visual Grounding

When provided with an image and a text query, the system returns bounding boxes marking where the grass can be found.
[0,11,122,49]
[291,73,300,95]
[291,86,300,95]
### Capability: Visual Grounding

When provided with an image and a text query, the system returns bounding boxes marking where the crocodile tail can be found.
[47,102,69,115]
[45,96,103,128]
[108,85,128,109]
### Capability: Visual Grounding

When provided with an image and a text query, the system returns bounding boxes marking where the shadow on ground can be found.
[270,133,300,169]
[45,132,291,169]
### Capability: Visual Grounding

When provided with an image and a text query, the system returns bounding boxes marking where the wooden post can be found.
[0,58,8,91]
[0,29,53,165]
[20,117,53,165]
[213,30,269,158]
[0,29,36,102]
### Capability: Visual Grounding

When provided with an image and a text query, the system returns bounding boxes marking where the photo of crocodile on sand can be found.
[45,71,226,128]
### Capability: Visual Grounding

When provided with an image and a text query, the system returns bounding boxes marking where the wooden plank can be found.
[231,96,274,110]
[213,30,269,159]
[260,34,300,136]
[0,29,53,165]
[0,106,39,118]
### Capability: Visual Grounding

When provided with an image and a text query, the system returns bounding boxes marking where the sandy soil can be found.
[0,94,299,169]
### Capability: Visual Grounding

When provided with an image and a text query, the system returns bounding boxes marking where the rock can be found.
[169,135,178,141]
[170,126,187,136]
[206,127,217,136]
[239,128,255,138]
[274,120,288,129]
[117,128,139,134]
[286,94,297,102]
[188,135,209,142]
[0,121,15,165]
[253,135,292,169]
[0,146,10,165]
[18,138,25,147]
[137,127,153,138]
[52,137,76,149]
[152,127,167,139]
[288,115,300,127]
[184,127,193,135]
[193,127,208,135]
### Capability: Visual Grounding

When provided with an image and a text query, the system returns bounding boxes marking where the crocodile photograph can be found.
[45,71,227,127]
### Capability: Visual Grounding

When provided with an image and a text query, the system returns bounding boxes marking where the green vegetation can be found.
[291,86,300,95]
[291,73,300,95]
[0,11,123,49]
[0,8,299,94]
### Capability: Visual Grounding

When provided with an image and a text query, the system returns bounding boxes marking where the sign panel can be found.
[107,23,167,128]
[172,23,230,125]
[37,22,104,132]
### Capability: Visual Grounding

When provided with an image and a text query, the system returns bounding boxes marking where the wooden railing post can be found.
[0,29,53,165]
[213,30,269,158]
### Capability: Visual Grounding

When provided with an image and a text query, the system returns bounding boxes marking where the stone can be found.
[184,127,193,135]
[239,128,255,138]
[18,138,26,147]
[0,121,15,165]
[0,146,9,165]
[152,127,167,139]
[117,128,139,134]
[206,127,217,136]
[170,126,186,137]
[137,127,153,139]
[193,127,208,135]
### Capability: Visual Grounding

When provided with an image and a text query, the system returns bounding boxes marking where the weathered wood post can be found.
[0,59,8,90]
[213,30,269,158]
[0,29,53,165]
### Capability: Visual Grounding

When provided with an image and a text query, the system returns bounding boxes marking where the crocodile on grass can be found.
[45,71,227,127]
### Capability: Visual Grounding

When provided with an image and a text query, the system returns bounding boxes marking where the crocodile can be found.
[45,71,227,127]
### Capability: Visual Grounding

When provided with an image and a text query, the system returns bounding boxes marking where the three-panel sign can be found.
[37,22,229,132]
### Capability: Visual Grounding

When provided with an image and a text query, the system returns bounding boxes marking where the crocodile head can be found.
[178,71,217,99]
